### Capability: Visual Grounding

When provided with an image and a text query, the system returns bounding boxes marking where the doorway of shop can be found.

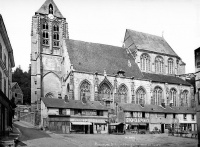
[161,124,165,133]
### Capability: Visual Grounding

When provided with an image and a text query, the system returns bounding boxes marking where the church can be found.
[31,0,196,133]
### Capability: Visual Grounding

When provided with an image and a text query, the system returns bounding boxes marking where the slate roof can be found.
[119,103,196,114]
[172,106,196,114]
[142,72,191,86]
[66,39,143,79]
[41,98,108,110]
[36,0,64,18]
[126,29,179,58]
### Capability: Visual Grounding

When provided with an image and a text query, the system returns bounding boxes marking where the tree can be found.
[12,65,31,105]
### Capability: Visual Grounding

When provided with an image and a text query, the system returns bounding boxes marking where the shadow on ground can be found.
[14,124,51,142]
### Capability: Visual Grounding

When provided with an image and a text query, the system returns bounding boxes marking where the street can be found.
[14,121,197,147]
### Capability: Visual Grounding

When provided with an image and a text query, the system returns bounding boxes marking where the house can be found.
[11,82,23,105]
[0,14,15,137]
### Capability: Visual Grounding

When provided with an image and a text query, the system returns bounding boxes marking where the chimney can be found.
[64,95,69,102]
[161,103,165,108]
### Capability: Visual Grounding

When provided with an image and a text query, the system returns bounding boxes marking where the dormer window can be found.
[117,69,125,77]
[49,4,53,14]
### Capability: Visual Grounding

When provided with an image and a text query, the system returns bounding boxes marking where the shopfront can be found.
[70,117,108,134]
[125,117,149,133]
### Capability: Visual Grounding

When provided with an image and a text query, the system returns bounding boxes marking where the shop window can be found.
[173,114,176,119]
[74,109,81,115]
[183,114,187,120]
[142,112,145,118]
[165,114,167,118]
[15,93,17,97]
[59,109,63,115]
[192,114,195,120]
[97,110,103,116]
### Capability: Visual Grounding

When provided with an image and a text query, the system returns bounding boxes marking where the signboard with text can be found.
[125,117,149,123]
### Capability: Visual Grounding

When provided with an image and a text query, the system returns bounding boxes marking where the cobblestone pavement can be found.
[14,121,197,147]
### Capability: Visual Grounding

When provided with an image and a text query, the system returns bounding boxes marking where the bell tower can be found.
[31,0,69,105]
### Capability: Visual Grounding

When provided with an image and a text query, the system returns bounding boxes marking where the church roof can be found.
[142,72,191,86]
[66,39,143,79]
[36,0,64,18]
[126,29,179,58]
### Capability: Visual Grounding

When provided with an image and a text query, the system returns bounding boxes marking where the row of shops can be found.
[41,98,197,134]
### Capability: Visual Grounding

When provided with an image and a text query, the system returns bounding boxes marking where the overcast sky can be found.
[0,0,200,73]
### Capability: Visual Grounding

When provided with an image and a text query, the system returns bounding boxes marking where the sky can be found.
[0,0,200,73]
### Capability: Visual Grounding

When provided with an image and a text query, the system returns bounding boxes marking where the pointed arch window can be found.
[53,24,59,47]
[155,56,164,74]
[136,87,146,104]
[118,85,128,103]
[182,90,188,107]
[80,80,91,101]
[140,53,150,72]
[42,22,49,45]
[99,83,112,101]
[152,87,162,105]
[49,4,53,14]
[168,58,174,74]
[170,88,177,106]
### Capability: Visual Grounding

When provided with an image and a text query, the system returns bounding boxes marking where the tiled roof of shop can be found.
[126,29,179,58]
[36,0,64,18]
[65,100,108,110]
[66,39,143,79]
[119,103,195,114]
[172,106,196,114]
[142,72,191,86]
[119,103,143,111]
[42,98,67,108]
[41,98,108,110]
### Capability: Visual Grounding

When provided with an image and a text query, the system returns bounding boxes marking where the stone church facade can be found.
[31,0,194,109]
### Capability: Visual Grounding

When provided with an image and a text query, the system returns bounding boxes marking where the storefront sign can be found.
[70,118,106,123]
[126,117,149,123]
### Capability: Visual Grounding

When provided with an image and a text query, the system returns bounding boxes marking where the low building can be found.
[120,103,196,133]
[41,98,108,134]
[11,82,23,105]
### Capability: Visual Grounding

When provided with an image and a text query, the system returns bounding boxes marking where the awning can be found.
[109,123,124,126]
[94,121,106,124]
[71,122,92,125]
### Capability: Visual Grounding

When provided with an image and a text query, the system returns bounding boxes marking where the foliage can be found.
[12,65,31,105]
